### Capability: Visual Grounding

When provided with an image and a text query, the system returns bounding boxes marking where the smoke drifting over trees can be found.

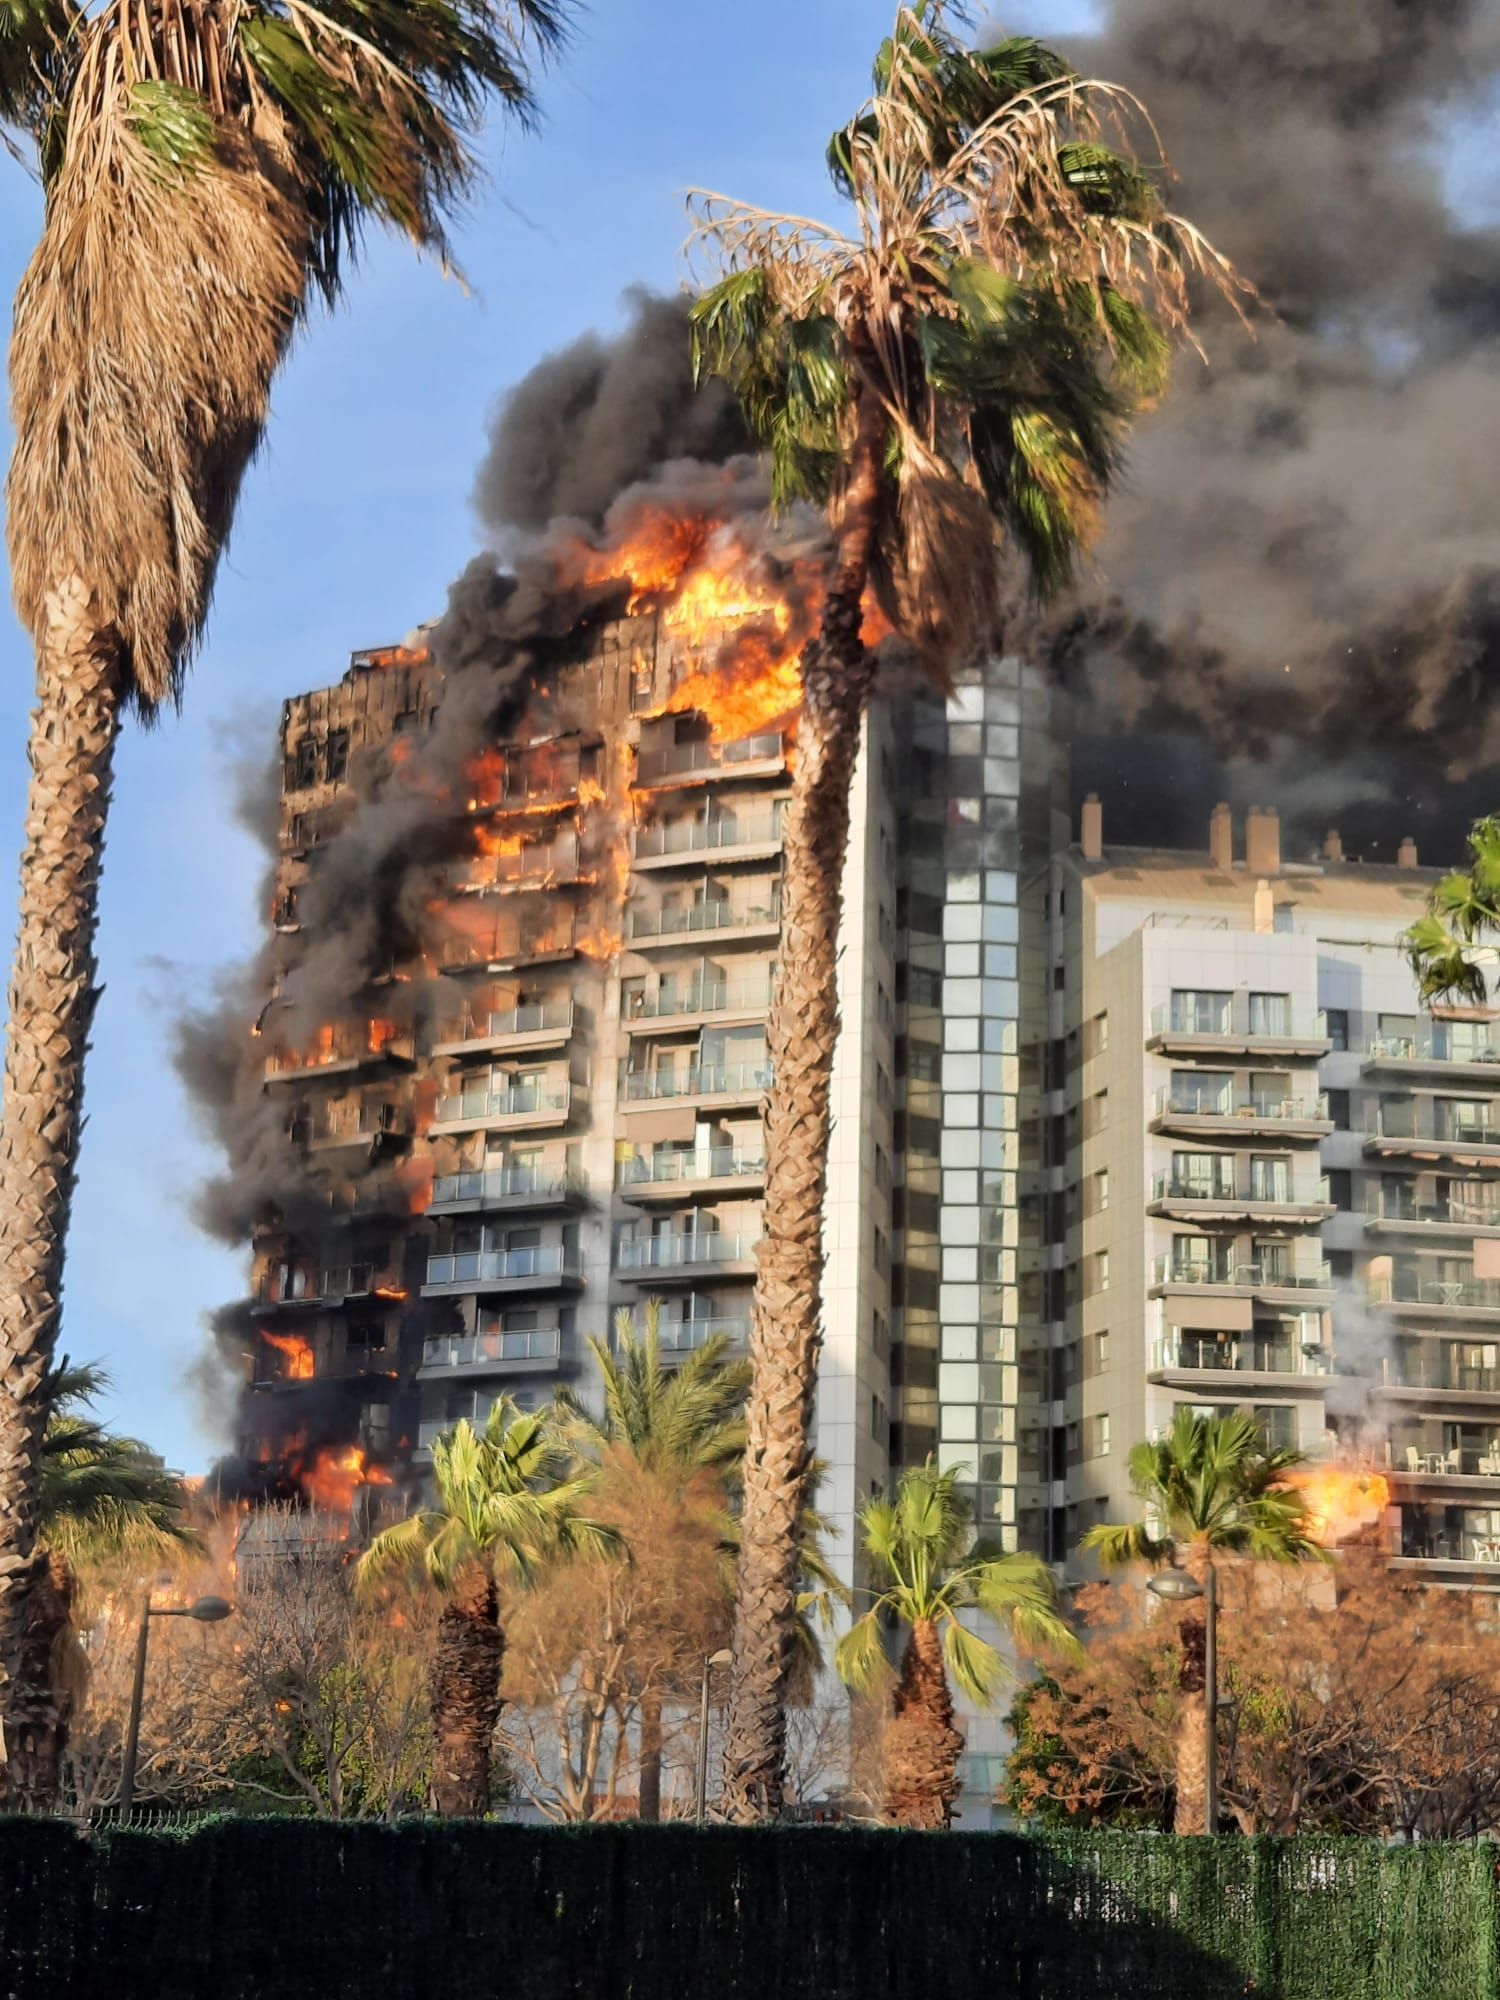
[1026,0,1500,854]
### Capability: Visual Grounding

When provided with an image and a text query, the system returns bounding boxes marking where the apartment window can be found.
[873,1227,889,1278]
[1094,1169,1110,1215]
[292,735,320,788]
[1086,1089,1109,1136]
[1170,989,1231,1034]
[1324,1168,1352,1210]
[1053,965,1065,991]
[325,729,350,784]
[1248,992,1291,1037]
[1096,1250,1111,1294]
[1323,1007,1349,1052]
[875,1065,892,1109]
[1327,1250,1354,1281]
[871,1395,888,1444]
[871,1310,890,1362]
[1094,1329,1110,1372]
[1378,1013,1418,1055]
[874,1143,889,1192]
[1326,1089,1352,1131]
[1249,1155,1291,1202]
[1171,1071,1231,1114]
[876,982,891,1028]
[1084,1414,1111,1459]
[1173,1151,1234,1198]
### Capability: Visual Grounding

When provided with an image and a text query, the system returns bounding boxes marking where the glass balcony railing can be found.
[634,810,783,860]
[1367,1108,1500,1146]
[1149,1003,1322,1040]
[635,734,784,782]
[621,1063,771,1102]
[619,1147,767,1187]
[1363,1190,1500,1229]
[429,1166,577,1206]
[1149,1174,1314,1206]
[1151,1089,1329,1123]
[422,1328,562,1369]
[435,922,576,969]
[433,1003,573,1046]
[1152,1256,1332,1290]
[1390,1436,1500,1479]
[627,897,782,941]
[1399,1506,1500,1562]
[1365,1033,1500,1066]
[623,977,776,1021]
[654,1316,751,1352]
[1152,1334,1328,1376]
[1370,1275,1500,1311]
[1150,1173,1238,1203]
[616,1233,758,1272]
[423,1245,582,1286]
[1381,1354,1500,1394]
[432,1083,570,1125]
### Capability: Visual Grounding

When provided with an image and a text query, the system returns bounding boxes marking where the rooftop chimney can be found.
[1253,879,1274,935]
[1246,805,1281,878]
[1209,801,1233,871]
[1398,836,1418,870]
[1323,829,1343,861]
[1080,793,1103,862]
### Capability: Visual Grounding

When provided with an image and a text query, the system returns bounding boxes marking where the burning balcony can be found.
[300,1099,410,1153]
[620,1061,771,1111]
[632,803,785,869]
[431,1074,572,1136]
[252,1263,405,1312]
[465,740,588,813]
[452,830,584,896]
[429,999,574,1056]
[1149,1085,1333,1142]
[626,890,782,948]
[615,1230,759,1280]
[621,970,776,1032]
[634,731,786,787]
[264,1020,415,1084]
[427,1162,584,1215]
[1146,997,1330,1060]
[433,913,577,972]
[618,1143,767,1200]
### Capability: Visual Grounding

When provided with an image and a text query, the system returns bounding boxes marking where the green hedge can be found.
[0,1820,1493,2000]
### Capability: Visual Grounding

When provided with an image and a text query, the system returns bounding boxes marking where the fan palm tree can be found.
[1083,1410,1323,1834]
[835,1460,1073,1829]
[1405,815,1500,1001]
[358,1397,612,1817]
[686,1,1244,1821]
[0,0,570,1721]
[6,1362,191,1813]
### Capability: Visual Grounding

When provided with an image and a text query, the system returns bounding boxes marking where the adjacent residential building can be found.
[1047,799,1500,1587]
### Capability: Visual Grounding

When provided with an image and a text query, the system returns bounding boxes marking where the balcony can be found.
[430,1002,574,1057]
[1149,1089,1332,1142]
[452,834,583,896]
[1149,1331,1329,1387]
[634,733,786,788]
[626,1314,750,1354]
[1361,1033,1500,1086]
[264,1026,414,1085]
[1362,1190,1500,1240]
[418,1327,563,1376]
[1387,1431,1500,1483]
[620,1062,771,1111]
[632,808,784,870]
[427,1166,584,1215]
[304,1103,408,1152]
[626,895,782,948]
[619,1146,767,1200]
[434,919,576,973]
[1376,1351,1500,1411]
[1146,1002,1330,1061]
[1149,1256,1334,1303]
[253,1264,401,1312]
[1394,1505,1500,1571]
[615,1232,759,1280]
[420,1245,584,1297]
[1369,1274,1500,1322]
[431,1081,571,1136]
[622,976,776,1033]
[1363,1108,1500,1171]
[1147,1173,1334,1226]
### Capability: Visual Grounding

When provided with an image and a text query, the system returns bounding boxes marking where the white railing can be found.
[621,1063,771,1102]
[627,897,781,941]
[432,1083,570,1125]
[434,1002,573,1045]
[1152,1256,1331,1290]
[424,1245,582,1286]
[635,734,783,781]
[1152,1089,1329,1123]
[429,1166,576,1206]
[422,1328,561,1368]
[624,978,776,1021]
[617,1233,757,1272]
[1152,1334,1328,1376]
[619,1147,766,1187]
[634,809,783,859]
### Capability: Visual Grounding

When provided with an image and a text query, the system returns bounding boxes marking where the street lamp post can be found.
[693,1648,732,1825]
[119,1594,233,1812]
[1148,1559,1218,1836]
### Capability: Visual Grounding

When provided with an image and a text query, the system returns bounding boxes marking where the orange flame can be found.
[1288,1465,1391,1545]
[262,1331,314,1380]
[296,1444,393,1514]
[366,1017,399,1055]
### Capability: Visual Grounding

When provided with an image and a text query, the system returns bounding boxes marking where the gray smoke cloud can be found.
[1010,0,1500,854]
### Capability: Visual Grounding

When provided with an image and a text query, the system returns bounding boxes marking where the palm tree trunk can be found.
[637,1686,663,1822]
[883,1619,964,1830]
[429,1563,504,1817]
[717,378,888,1825]
[1173,1551,1210,1835]
[0,582,122,1732]
[2,1549,78,1814]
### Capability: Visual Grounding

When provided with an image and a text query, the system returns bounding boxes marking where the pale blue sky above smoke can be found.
[0,0,1097,1471]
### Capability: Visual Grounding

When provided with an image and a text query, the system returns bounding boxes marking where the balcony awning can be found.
[1170,1297,1255,1332]
[618,1106,698,1142]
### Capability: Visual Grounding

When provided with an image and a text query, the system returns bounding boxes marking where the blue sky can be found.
[0,0,1098,1471]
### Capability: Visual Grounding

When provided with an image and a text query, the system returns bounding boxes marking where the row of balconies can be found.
[418,1229,760,1296]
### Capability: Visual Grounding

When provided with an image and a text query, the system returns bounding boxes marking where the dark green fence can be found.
[0,1820,1493,2000]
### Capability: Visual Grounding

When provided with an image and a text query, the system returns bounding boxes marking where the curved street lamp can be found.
[1148,1562,1218,1836]
[694,1648,733,1825]
[119,1594,234,1811]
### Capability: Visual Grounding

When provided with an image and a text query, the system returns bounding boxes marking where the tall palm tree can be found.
[358,1397,611,1817]
[0,0,570,1721]
[835,1460,1073,1829]
[1083,1410,1323,1834]
[7,1361,191,1813]
[1405,814,1500,1001]
[686,0,1244,1822]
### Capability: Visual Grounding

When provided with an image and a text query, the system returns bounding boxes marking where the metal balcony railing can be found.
[634,810,783,860]
[616,1233,757,1272]
[1381,1355,1500,1394]
[1149,1001,1321,1040]
[1370,1275,1500,1310]
[1367,1107,1500,1145]
[1151,1088,1329,1123]
[429,1166,577,1206]
[619,1146,766,1187]
[635,734,783,782]
[1365,1033,1500,1066]
[623,978,776,1021]
[422,1328,562,1368]
[621,1063,771,1102]
[627,896,781,941]
[1152,1256,1332,1290]
[423,1245,583,1286]
[1363,1190,1500,1228]
[1152,1334,1328,1376]
[434,1003,574,1046]
[652,1316,751,1352]
[432,1083,570,1126]
[1150,1173,1239,1203]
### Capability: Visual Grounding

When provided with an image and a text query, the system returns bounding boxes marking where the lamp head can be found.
[1147,1568,1204,1603]
[186,1596,234,1623]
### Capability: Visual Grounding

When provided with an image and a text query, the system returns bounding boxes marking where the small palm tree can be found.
[1083,1410,1322,1834]
[0,0,570,1716]
[558,1301,752,1482]
[358,1396,611,1817]
[836,1461,1073,1829]
[1405,815,1500,1001]
[686,0,1242,1820]
[7,1362,192,1814]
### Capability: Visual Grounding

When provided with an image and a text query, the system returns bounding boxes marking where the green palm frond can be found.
[833,1606,892,1693]
[968,1549,1080,1660]
[37,1357,193,1563]
[941,1613,1010,1706]
[1407,817,1500,1001]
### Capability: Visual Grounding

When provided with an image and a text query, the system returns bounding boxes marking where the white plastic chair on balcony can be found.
[1404,1445,1422,1474]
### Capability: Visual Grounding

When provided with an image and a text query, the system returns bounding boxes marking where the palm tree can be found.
[1406,815,1500,1001]
[6,1362,191,1813]
[358,1397,611,1817]
[0,0,570,1720]
[1083,1410,1323,1834]
[686,2,1243,1820]
[835,1460,1073,1829]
